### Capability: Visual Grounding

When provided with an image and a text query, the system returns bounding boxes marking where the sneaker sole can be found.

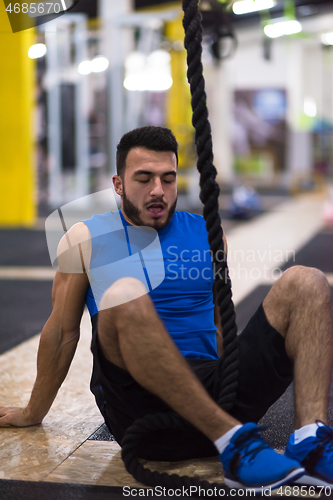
[293,474,333,487]
[224,468,305,493]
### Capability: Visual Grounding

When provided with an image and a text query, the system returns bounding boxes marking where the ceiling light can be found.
[304,97,317,118]
[322,33,333,46]
[78,60,92,75]
[91,56,109,73]
[125,52,146,72]
[233,0,276,15]
[124,74,173,92]
[124,50,172,92]
[264,19,302,38]
[147,50,171,67]
[28,43,47,59]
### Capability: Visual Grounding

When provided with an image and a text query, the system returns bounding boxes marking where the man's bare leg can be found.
[263,266,333,429]
[98,277,239,442]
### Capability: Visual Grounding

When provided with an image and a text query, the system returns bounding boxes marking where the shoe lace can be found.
[233,426,270,462]
[315,420,333,454]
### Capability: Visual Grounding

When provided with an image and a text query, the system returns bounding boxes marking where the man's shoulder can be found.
[174,210,206,228]
[58,222,91,251]
[175,210,205,222]
[82,210,123,236]
[82,210,120,225]
[57,222,91,273]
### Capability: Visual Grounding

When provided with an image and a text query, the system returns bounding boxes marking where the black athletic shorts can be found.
[90,304,293,461]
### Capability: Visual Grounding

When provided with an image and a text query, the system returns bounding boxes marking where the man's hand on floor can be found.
[0,406,41,427]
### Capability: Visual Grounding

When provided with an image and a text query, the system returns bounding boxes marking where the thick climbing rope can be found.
[121,0,239,490]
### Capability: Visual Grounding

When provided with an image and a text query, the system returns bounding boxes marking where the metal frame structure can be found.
[42,13,90,206]
[107,9,179,175]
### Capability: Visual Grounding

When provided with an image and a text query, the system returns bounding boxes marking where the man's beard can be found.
[122,187,177,231]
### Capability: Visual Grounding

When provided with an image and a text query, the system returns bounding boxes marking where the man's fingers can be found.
[0,407,16,416]
[0,407,28,427]
[0,415,13,427]
[0,407,11,417]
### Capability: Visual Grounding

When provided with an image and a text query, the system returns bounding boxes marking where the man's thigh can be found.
[90,315,217,460]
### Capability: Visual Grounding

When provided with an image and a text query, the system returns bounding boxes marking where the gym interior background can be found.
[1,0,333,498]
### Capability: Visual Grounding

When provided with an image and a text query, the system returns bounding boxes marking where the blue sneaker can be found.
[285,422,333,486]
[220,423,304,492]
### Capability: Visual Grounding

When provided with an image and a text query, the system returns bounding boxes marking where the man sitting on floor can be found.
[1,126,333,491]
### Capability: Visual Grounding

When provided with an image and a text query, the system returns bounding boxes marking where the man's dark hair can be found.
[116,126,178,177]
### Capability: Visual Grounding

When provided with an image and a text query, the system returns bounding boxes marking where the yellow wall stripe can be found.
[0,4,36,226]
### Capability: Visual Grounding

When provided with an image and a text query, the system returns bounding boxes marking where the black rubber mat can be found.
[88,424,115,441]
[260,375,333,450]
[0,479,321,500]
[0,230,50,267]
[282,231,333,273]
[0,481,156,500]
[235,285,270,333]
[0,280,52,354]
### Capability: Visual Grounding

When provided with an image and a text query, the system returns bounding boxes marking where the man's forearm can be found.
[216,327,223,357]
[0,266,88,428]
[25,321,80,423]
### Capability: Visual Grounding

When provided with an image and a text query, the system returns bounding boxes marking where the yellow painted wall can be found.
[165,14,194,173]
[0,4,36,226]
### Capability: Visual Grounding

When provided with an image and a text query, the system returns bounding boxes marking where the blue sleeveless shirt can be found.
[83,210,218,360]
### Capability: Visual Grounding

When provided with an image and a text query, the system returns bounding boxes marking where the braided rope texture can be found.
[121,413,229,494]
[182,0,238,411]
[121,0,239,488]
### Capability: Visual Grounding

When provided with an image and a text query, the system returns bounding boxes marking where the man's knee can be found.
[280,266,330,305]
[100,277,148,311]
[264,266,331,337]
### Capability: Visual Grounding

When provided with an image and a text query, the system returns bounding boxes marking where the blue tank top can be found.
[83,210,218,360]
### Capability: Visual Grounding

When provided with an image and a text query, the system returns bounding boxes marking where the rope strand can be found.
[121,0,239,487]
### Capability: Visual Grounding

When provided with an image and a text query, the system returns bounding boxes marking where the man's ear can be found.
[112,175,123,196]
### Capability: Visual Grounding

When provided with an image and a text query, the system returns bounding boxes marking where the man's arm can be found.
[214,229,228,357]
[0,223,91,427]
[213,282,223,357]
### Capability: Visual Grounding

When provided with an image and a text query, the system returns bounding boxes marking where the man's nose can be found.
[150,178,164,197]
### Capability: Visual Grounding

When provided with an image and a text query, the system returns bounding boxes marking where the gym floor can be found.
[1,190,333,499]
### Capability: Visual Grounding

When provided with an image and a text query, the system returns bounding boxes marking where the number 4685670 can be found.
[6,3,62,14]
